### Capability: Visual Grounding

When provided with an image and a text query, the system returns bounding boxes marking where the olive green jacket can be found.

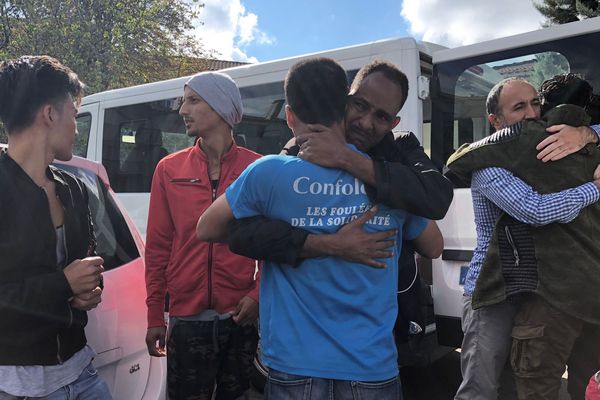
[447,105,600,324]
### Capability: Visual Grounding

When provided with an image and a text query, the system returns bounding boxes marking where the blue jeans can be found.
[0,363,112,400]
[265,369,402,400]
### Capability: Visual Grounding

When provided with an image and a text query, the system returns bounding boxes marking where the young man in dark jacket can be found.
[0,56,110,398]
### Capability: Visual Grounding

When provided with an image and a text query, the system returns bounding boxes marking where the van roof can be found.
[81,37,426,105]
[434,16,600,64]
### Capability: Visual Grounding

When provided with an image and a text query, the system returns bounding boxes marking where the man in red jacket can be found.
[144,71,261,400]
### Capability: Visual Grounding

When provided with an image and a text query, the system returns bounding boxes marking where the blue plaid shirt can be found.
[463,166,600,296]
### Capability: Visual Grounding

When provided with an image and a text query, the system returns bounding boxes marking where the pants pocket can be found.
[266,369,312,400]
[354,376,401,400]
[511,324,545,377]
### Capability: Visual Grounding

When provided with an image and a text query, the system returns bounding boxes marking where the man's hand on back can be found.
[536,125,598,162]
[305,206,396,268]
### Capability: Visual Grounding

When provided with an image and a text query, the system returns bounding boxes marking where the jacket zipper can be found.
[42,183,70,363]
[58,186,72,362]
[207,177,218,309]
[58,192,74,329]
[56,335,63,364]
[504,226,520,267]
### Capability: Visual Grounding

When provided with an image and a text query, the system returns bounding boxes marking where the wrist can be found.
[321,234,343,257]
[302,233,340,258]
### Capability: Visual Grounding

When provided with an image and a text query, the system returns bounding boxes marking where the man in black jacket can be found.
[227,60,454,344]
[0,56,111,398]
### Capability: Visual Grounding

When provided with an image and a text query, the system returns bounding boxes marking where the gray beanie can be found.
[185,71,243,127]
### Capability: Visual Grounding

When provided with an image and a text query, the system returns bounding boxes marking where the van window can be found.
[429,29,600,173]
[100,85,294,193]
[452,53,569,149]
[446,53,570,165]
[74,113,92,157]
[234,69,358,155]
[102,99,189,193]
[236,81,292,154]
[101,70,360,193]
[432,31,600,170]
[1,115,90,150]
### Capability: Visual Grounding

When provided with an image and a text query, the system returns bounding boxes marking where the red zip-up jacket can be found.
[145,140,261,328]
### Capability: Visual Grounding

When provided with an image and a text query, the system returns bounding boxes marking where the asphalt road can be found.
[248,350,572,400]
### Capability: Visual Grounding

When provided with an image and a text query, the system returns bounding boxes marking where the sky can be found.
[193,0,547,63]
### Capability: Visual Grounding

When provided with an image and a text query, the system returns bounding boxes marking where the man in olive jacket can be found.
[447,74,600,400]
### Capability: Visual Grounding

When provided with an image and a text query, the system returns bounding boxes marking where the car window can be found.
[55,164,140,270]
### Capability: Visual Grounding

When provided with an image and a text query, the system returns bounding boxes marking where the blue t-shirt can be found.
[226,149,427,381]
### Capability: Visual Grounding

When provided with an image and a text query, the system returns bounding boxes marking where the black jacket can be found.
[227,132,453,265]
[0,153,96,365]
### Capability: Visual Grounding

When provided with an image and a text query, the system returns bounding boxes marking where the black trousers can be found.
[167,318,258,400]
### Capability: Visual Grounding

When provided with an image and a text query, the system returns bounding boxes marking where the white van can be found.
[73,15,600,362]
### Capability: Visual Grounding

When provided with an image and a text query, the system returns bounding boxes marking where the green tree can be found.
[0,0,212,94]
[534,0,600,25]
[530,52,570,89]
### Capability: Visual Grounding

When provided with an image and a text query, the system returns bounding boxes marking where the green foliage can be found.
[530,52,570,89]
[0,0,212,94]
[534,0,600,25]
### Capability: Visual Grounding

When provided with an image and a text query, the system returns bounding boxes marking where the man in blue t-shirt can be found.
[197,57,441,399]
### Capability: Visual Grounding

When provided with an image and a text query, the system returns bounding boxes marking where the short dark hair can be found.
[0,55,83,133]
[284,57,348,126]
[351,60,409,110]
[539,73,593,115]
[486,77,531,115]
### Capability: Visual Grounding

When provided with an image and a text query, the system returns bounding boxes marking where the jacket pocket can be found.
[497,219,538,297]
[170,177,202,184]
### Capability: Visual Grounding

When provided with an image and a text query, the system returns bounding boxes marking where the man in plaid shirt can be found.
[454,77,600,400]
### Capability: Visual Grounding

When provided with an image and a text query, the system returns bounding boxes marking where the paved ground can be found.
[248,350,572,400]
